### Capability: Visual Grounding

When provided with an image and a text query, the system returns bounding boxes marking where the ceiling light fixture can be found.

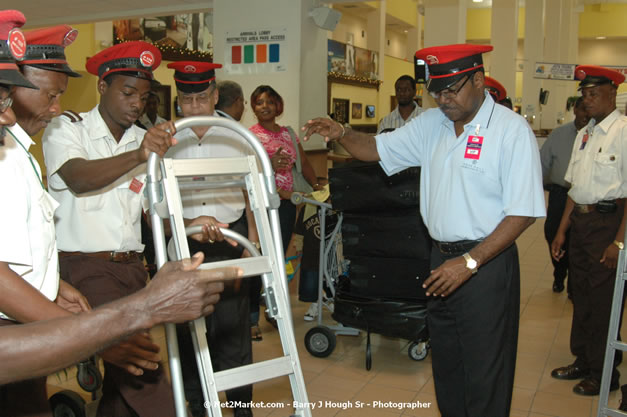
[596,36,606,40]
[473,0,483,3]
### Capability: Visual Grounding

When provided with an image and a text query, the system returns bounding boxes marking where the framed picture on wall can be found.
[352,103,362,119]
[153,84,172,121]
[366,105,375,118]
[333,98,350,125]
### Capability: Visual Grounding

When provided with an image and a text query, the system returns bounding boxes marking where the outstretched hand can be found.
[301,118,344,142]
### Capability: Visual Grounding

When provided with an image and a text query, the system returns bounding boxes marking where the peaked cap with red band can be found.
[21,25,81,77]
[86,41,161,80]
[167,61,222,93]
[484,76,507,102]
[575,65,625,90]
[415,44,493,93]
[0,10,36,89]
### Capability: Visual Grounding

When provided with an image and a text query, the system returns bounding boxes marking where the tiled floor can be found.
[48,216,626,417]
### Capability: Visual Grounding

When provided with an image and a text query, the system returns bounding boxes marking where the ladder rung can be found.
[600,407,627,417]
[170,157,252,177]
[198,256,272,278]
[214,356,296,392]
[611,341,627,352]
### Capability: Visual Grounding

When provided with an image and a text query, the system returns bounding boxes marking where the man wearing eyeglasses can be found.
[165,62,257,417]
[303,44,545,417]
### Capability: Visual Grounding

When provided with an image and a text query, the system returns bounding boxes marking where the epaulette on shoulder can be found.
[61,110,83,123]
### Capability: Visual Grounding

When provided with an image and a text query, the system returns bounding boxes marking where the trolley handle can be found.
[291,191,332,210]
[182,225,261,258]
[146,116,276,192]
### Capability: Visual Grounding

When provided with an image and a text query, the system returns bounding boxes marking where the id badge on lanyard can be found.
[464,124,483,160]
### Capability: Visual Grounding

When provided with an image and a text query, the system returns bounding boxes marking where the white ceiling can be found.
[14,0,627,28]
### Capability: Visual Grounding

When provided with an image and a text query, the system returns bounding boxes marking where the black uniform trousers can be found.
[569,207,625,382]
[544,185,570,286]
[177,214,253,417]
[428,244,519,417]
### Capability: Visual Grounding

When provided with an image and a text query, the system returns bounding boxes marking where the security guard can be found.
[303,44,545,417]
[166,61,257,417]
[550,65,627,396]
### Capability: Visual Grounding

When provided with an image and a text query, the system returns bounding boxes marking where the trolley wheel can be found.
[49,390,86,417]
[408,340,429,361]
[304,326,336,358]
[76,359,102,392]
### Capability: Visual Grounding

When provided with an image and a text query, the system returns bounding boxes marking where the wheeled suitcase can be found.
[343,255,429,300]
[342,209,431,259]
[329,162,420,213]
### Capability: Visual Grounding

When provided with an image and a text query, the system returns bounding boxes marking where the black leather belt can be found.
[59,251,142,263]
[433,239,482,255]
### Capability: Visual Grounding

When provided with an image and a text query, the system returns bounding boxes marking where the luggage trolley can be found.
[146,116,311,417]
[290,192,359,359]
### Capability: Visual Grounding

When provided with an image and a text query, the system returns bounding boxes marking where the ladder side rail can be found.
[161,159,221,416]
[598,245,627,417]
[146,152,188,417]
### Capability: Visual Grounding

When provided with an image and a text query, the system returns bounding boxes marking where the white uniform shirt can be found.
[565,109,627,204]
[138,113,166,130]
[42,106,147,252]
[0,124,60,320]
[377,103,424,133]
[166,113,252,223]
[376,91,546,242]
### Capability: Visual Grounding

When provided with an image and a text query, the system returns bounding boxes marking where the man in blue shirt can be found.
[303,44,545,417]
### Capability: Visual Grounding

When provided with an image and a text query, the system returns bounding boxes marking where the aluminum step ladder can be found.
[597,227,627,417]
[146,116,312,417]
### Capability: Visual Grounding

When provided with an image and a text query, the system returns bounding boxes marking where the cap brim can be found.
[28,63,82,78]
[0,69,38,89]
[426,72,466,93]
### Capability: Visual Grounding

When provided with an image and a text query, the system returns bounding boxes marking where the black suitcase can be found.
[342,210,431,259]
[343,255,429,300]
[332,292,428,342]
[329,161,420,213]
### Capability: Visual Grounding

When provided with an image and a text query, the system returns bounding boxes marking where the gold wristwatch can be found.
[463,252,478,274]
[614,240,624,250]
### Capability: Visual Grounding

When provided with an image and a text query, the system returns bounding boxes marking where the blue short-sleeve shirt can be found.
[376,92,546,242]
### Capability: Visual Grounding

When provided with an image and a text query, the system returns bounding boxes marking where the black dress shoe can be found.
[573,377,619,396]
[553,279,565,293]
[551,364,590,380]
[620,399,627,412]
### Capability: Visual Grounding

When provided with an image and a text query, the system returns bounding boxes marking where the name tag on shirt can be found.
[464,135,484,160]
[129,177,144,194]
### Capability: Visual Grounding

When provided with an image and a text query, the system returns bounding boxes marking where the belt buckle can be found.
[576,204,592,214]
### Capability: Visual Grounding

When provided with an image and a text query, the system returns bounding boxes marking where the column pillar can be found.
[490,0,519,101]
[422,0,467,108]
[521,0,544,130]
[213,0,327,148]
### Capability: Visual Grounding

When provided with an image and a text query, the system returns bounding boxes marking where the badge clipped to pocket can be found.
[129,177,144,194]
[464,135,484,160]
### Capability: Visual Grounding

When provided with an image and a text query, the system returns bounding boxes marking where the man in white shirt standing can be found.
[377,75,423,133]
[551,65,627,397]
[136,91,166,129]
[166,61,257,417]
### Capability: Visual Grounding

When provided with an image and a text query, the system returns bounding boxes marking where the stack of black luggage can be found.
[329,160,432,369]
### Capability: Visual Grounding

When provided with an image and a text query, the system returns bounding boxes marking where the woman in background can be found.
[248,85,319,340]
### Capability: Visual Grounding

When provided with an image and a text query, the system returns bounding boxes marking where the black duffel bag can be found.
[329,161,420,213]
[332,291,428,342]
[342,209,431,259]
[342,255,429,300]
